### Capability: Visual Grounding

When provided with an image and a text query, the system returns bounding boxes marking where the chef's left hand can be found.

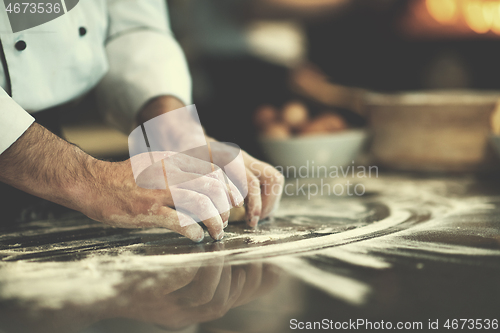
[136,96,284,227]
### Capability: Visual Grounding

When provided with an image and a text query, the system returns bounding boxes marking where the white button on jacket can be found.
[0,0,192,154]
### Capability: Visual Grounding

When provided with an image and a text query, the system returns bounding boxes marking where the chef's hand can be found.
[136,96,285,227]
[0,122,243,242]
[80,151,244,242]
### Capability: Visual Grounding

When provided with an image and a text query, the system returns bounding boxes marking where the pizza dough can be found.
[491,101,500,135]
[229,206,246,222]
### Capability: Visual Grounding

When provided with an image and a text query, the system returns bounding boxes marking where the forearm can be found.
[0,123,98,211]
[136,95,187,126]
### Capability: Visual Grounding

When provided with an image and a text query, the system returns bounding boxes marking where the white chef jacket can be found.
[0,0,192,155]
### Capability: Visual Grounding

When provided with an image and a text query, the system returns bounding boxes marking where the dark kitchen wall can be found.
[306,0,500,92]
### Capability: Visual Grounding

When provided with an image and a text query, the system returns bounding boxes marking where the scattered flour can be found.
[1,176,499,309]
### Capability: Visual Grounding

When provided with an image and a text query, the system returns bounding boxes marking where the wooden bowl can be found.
[365,91,500,172]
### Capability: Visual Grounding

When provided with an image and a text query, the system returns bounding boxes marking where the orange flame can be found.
[492,2,500,34]
[426,0,459,24]
[465,0,490,33]
[426,0,500,35]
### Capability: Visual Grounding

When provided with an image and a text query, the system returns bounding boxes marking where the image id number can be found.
[6,2,61,14]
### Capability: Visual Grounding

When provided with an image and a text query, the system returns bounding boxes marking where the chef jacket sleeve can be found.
[96,0,192,134]
[0,87,35,155]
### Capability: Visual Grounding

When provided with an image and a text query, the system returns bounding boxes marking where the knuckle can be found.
[213,180,228,195]
[204,179,228,199]
[250,181,261,194]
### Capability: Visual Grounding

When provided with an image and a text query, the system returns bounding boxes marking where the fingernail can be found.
[192,233,204,243]
[216,230,224,241]
[223,220,228,228]
[251,216,259,227]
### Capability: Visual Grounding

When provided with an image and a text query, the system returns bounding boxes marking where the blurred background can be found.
[63,0,500,172]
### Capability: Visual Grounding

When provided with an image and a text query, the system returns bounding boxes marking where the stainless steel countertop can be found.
[0,174,499,333]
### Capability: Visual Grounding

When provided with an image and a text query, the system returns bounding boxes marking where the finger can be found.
[146,151,245,208]
[108,205,205,243]
[175,172,232,225]
[158,206,205,243]
[170,188,225,240]
[209,145,248,205]
[157,167,232,226]
[248,161,285,219]
[226,173,245,208]
[164,163,244,226]
[201,168,244,208]
[245,168,262,227]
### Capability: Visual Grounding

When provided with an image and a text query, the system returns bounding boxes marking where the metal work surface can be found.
[0,175,499,332]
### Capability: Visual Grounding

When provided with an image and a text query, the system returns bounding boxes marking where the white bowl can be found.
[259,130,368,175]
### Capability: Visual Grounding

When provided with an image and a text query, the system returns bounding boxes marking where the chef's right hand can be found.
[78,151,244,242]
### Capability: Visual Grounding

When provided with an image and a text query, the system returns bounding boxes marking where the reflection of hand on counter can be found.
[114,261,281,330]
[0,258,281,332]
